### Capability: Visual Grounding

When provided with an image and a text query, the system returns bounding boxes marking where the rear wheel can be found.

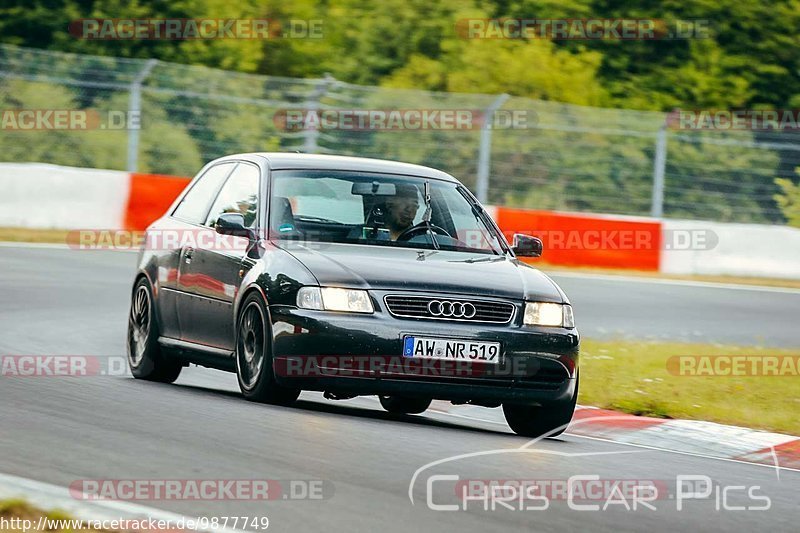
[379,395,432,415]
[236,293,300,405]
[127,278,183,383]
[503,373,579,438]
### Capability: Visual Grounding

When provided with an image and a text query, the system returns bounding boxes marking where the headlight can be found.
[297,287,374,314]
[523,302,574,328]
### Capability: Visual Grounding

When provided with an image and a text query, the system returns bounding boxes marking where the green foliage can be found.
[385,39,608,106]
[0,79,202,173]
[0,0,797,221]
[775,174,800,227]
[3,0,799,111]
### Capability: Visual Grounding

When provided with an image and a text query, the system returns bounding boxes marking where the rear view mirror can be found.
[351,181,397,196]
[215,213,253,238]
[512,233,543,257]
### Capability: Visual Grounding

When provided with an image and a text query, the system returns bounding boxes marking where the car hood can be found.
[277,242,566,303]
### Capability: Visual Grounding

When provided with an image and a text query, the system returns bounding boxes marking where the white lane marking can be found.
[0,241,139,253]
[0,472,254,532]
[547,270,800,295]
[0,241,71,250]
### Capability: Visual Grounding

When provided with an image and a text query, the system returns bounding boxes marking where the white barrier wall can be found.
[1,162,799,280]
[661,219,800,279]
[0,163,129,229]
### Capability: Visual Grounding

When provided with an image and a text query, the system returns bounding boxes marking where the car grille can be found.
[384,295,515,324]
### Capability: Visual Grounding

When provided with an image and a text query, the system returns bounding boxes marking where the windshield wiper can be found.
[457,187,507,256]
[294,215,340,224]
[455,255,507,264]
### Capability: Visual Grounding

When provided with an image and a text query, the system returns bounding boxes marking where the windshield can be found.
[269,170,505,255]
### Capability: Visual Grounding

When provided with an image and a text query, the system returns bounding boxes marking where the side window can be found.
[172,163,235,224]
[205,163,260,228]
[272,177,364,224]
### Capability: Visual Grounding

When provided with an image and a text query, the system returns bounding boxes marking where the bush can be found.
[774,173,800,227]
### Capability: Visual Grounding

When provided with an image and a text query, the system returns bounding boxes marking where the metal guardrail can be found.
[1,43,798,224]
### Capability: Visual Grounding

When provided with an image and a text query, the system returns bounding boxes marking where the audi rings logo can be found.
[427,300,477,319]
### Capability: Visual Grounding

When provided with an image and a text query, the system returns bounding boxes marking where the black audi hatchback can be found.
[127,153,579,437]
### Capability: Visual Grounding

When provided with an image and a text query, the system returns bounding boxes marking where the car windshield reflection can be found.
[269,170,504,255]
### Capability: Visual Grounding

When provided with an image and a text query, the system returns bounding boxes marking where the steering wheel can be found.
[396,222,452,241]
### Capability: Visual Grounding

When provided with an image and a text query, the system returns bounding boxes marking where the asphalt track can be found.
[1,245,799,532]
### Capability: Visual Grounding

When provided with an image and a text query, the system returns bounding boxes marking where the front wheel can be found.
[379,395,432,415]
[503,374,579,438]
[127,278,183,383]
[235,293,300,405]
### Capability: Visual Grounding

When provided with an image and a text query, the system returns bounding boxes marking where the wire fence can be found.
[1,43,798,224]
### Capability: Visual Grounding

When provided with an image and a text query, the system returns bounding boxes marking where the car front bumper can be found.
[269,304,579,405]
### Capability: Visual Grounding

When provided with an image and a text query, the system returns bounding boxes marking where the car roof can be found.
[216,152,459,183]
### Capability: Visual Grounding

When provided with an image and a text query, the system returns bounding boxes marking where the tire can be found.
[503,373,579,438]
[235,292,300,405]
[379,395,432,415]
[127,278,183,383]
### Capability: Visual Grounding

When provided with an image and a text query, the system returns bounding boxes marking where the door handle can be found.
[184,247,194,264]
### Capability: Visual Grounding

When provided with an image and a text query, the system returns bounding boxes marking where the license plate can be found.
[402,336,501,364]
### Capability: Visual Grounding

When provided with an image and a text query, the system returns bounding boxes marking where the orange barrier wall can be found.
[493,207,662,271]
[122,174,661,271]
[124,173,191,230]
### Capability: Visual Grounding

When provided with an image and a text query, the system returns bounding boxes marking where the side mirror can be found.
[512,233,543,257]
[215,213,252,238]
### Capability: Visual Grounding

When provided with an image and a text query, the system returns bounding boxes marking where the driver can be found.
[384,183,420,240]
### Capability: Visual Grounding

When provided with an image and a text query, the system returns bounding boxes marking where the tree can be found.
[775,174,800,227]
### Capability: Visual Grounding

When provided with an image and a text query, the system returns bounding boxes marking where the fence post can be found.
[302,73,334,154]
[126,59,158,173]
[476,93,509,204]
[650,123,667,218]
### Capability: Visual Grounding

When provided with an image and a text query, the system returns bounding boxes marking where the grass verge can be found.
[0,227,71,244]
[579,339,800,435]
[0,499,106,532]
